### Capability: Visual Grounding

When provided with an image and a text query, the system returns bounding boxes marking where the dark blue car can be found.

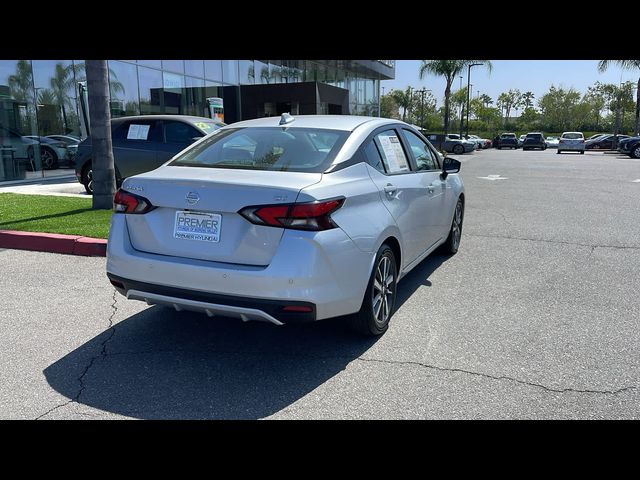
[75,115,225,193]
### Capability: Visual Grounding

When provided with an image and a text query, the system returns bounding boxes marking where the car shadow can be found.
[43,253,450,419]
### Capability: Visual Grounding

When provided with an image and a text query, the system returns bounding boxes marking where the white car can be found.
[107,115,465,336]
[558,132,585,154]
[545,136,559,148]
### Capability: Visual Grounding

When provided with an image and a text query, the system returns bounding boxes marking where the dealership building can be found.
[0,60,395,184]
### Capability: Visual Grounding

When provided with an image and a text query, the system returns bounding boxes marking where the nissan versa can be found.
[107,115,465,336]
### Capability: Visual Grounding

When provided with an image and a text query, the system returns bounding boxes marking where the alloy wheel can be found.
[372,255,395,326]
[41,149,55,169]
[452,199,463,250]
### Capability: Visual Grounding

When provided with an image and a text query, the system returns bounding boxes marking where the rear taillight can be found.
[239,198,345,231]
[113,188,154,214]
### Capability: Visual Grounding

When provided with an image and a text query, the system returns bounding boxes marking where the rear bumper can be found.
[558,144,585,151]
[106,215,375,321]
[108,273,316,324]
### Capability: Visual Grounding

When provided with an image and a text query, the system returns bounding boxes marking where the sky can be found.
[382,60,638,106]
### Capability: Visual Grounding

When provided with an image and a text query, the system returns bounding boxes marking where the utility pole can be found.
[458,76,463,137]
[466,63,483,138]
[417,88,431,129]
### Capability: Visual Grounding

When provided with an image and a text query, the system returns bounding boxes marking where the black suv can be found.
[497,133,518,149]
[522,132,547,150]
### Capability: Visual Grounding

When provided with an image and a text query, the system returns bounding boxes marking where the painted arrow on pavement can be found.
[478,174,508,181]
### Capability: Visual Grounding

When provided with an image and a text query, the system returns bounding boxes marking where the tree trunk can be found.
[635,76,640,136]
[444,80,452,135]
[86,60,116,210]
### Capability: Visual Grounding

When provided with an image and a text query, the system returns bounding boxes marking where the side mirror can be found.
[441,157,461,179]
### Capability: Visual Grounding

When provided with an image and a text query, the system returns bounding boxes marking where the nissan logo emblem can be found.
[185,191,200,205]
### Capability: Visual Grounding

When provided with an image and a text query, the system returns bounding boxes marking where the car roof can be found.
[226,115,388,132]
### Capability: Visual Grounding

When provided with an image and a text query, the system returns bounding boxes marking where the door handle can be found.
[384,184,397,196]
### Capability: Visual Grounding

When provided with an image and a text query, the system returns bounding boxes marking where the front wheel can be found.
[453,144,464,155]
[580,150,584,155]
[349,245,397,336]
[557,150,561,154]
[630,145,640,159]
[81,164,93,194]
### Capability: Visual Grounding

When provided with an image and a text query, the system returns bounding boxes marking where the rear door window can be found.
[164,121,202,144]
[372,129,411,174]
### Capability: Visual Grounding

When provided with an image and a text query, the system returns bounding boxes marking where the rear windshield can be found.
[169,127,349,173]
[526,133,542,138]
[562,133,583,139]
[501,134,516,138]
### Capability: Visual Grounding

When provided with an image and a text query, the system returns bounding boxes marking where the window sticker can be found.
[127,124,150,140]
[378,134,409,173]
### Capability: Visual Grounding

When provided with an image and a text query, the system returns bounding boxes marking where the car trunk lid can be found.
[123,166,322,265]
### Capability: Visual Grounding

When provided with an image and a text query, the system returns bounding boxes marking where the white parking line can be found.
[478,174,508,181]
[632,179,640,183]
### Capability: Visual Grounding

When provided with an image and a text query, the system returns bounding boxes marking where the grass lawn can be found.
[0,193,112,239]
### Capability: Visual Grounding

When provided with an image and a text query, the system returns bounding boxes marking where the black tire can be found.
[557,150,561,154]
[453,144,464,155]
[523,147,528,151]
[631,145,640,159]
[349,244,397,336]
[40,147,58,170]
[497,146,502,150]
[81,163,93,194]
[580,150,584,155]
[439,196,464,255]
[81,162,122,194]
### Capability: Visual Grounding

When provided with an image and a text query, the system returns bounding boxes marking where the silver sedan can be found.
[106,115,465,336]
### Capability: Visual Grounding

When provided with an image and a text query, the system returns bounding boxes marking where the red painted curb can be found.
[0,230,107,257]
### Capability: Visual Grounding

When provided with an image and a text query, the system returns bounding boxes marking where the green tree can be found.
[479,93,493,108]
[537,86,581,131]
[598,60,640,135]
[85,60,116,210]
[418,60,493,134]
[380,93,400,119]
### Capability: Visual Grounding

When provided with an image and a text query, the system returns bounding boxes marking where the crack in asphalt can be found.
[35,289,118,420]
[81,345,636,398]
[466,233,640,251]
[495,211,513,228]
[356,357,637,396]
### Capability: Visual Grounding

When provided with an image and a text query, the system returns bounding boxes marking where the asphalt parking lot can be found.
[1,147,639,419]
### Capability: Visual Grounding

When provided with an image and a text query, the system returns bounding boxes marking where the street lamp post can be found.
[417,88,431,129]
[459,76,464,137]
[466,63,483,138]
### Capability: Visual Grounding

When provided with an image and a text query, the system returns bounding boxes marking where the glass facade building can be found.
[0,60,394,184]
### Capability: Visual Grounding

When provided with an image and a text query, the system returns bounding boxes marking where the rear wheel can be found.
[580,150,584,154]
[631,145,640,159]
[557,150,561,154]
[349,245,397,336]
[40,147,58,170]
[440,196,464,255]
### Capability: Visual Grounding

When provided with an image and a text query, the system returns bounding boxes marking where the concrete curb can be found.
[0,230,107,257]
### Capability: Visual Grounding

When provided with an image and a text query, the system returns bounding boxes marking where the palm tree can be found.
[49,62,74,133]
[598,60,640,135]
[8,60,34,103]
[418,60,492,134]
[85,60,116,210]
[390,88,413,122]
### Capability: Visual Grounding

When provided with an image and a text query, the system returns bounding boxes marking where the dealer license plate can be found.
[174,211,221,243]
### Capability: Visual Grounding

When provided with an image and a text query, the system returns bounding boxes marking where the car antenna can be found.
[279,112,295,126]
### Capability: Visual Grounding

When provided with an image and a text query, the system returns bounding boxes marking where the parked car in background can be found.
[618,135,640,158]
[545,136,559,148]
[557,132,585,154]
[585,134,630,150]
[106,115,465,336]
[586,133,607,141]
[497,133,519,149]
[444,134,476,154]
[522,132,547,150]
[518,134,526,147]
[46,135,80,161]
[75,115,225,193]
[465,134,488,149]
[0,126,37,164]
[25,136,72,169]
